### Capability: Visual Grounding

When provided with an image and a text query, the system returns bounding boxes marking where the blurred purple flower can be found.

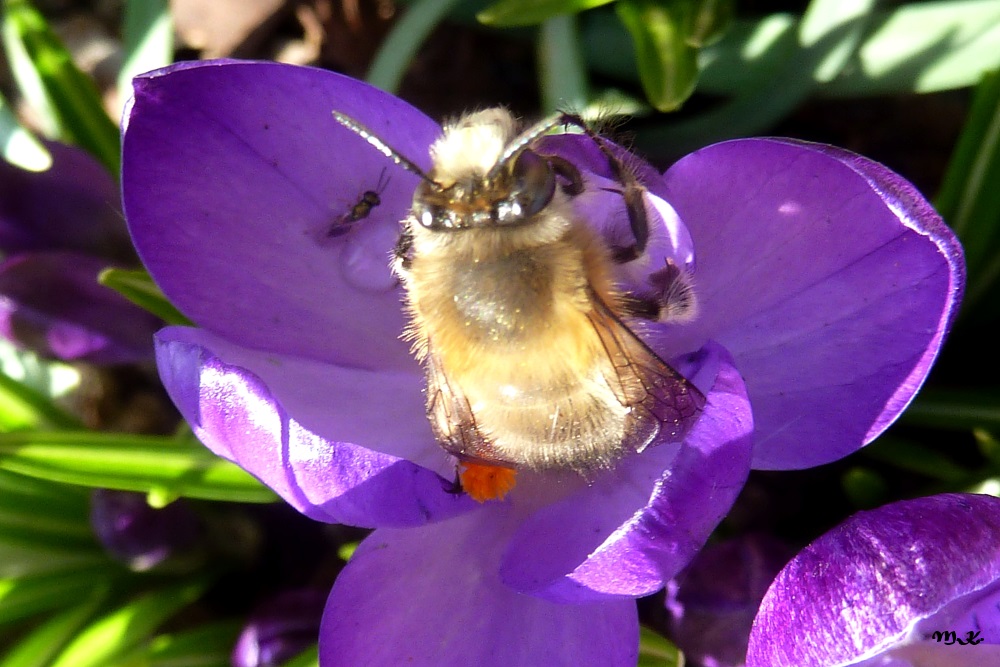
[665,534,795,667]
[0,142,160,363]
[120,61,962,666]
[232,588,326,667]
[747,493,1000,667]
[89,489,200,571]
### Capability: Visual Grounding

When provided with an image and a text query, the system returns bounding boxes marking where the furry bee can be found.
[333,108,705,501]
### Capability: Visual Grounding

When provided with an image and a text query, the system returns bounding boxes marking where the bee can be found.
[332,108,705,501]
[326,167,390,237]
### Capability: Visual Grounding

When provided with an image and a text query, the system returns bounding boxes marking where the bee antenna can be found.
[487,114,565,180]
[332,110,436,186]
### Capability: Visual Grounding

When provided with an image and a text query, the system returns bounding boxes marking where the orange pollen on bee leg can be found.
[459,462,518,502]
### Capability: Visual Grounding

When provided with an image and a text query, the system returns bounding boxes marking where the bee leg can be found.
[553,113,650,262]
[545,155,584,196]
[618,294,662,321]
[392,227,414,274]
[444,469,465,495]
[618,259,699,323]
[606,188,649,264]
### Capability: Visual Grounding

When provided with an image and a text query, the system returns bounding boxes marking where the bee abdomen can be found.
[472,376,630,470]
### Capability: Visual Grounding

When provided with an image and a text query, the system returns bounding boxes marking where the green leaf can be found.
[0,340,82,432]
[0,431,277,503]
[0,371,83,431]
[0,542,107,579]
[862,436,974,483]
[822,0,1000,96]
[98,268,192,326]
[538,14,589,113]
[635,0,876,158]
[117,0,173,104]
[967,477,1000,497]
[581,9,794,95]
[0,566,115,626]
[50,580,209,667]
[0,469,89,513]
[0,91,51,171]
[841,466,889,510]
[935,69,1000,310]
[0,471,94,555]
[901,388,1000,431]
[0,588,108,667]
[337,541,359,562]
[281,646,320,667]
[616,0,698,112]
[478,0,613,27]
[107,620,242,667]
[366,0,464,93]
[687,0,733,47]
[1,0,120,175]
[975,429,1000,466]
[585,3,998,101]
[0,494,95,551]
[637,626,683,666]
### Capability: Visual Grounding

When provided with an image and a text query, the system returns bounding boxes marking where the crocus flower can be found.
[120,60,962,666]
[747,493,1000,667]
[0,142,160,363]
[89,488,200,571]
[232,588,327,667]
[665,534,795,667]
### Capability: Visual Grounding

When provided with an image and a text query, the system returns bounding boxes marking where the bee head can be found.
[330,108,573,236]
[413,147,557,232]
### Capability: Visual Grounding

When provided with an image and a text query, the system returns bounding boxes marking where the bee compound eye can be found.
[511,149,556,218]
[412,201,438,228]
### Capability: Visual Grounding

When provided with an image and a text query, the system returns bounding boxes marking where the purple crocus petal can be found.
[0,142,131,261]
[0,251,160,363]
[499,341,753,603]
[154,325,476,528]
[89,489,200,571]
[662,138,964,469]
[747,494,1000,667]
[122,60,442,371]
[233,588,327,667]
[321,506,639,667]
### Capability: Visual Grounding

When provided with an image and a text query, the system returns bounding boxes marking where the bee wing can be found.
[423,341,493,463]
[587,292,706,452]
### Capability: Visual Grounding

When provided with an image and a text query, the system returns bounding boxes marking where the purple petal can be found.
[89,489,200,571]
[0,252,160,363]
[0,142,131,261]
[320,507,639,667]
[747,494,1000,667]
[122,60,442,371]
[499,341,753,603]
[154,325,476,528]
[662,139,963,469]
[233,588,327,667]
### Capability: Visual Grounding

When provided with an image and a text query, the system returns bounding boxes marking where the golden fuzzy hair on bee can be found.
[429,109,519,185]
[331,106,705,501]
